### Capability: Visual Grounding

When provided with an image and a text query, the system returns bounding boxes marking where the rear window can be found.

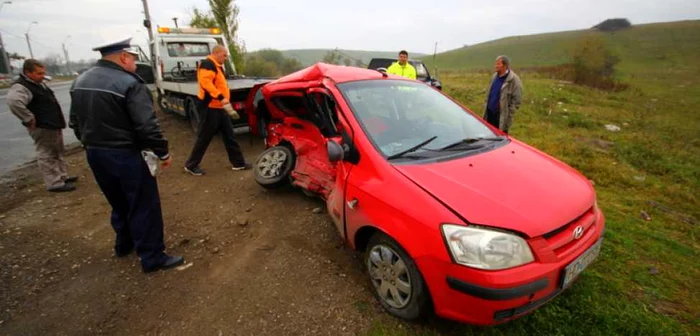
[167,43,210,57]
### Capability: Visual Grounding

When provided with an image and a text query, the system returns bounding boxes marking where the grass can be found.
[362,20,699,336]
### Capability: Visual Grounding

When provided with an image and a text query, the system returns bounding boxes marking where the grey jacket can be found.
[483,70,522,132]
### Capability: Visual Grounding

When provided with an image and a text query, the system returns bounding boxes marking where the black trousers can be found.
[486,108,501,129]
[185,107,245,169]
[86,147,168,270]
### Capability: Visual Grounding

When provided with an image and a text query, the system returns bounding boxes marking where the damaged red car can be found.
[244,63,605,325]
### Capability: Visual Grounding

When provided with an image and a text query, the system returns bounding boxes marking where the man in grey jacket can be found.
[6,59,77,192]
[483,55,522,134]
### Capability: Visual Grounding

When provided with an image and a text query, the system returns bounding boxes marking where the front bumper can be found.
[416,209,605,325]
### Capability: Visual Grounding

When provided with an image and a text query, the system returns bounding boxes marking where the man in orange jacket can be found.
[184,45,250,175]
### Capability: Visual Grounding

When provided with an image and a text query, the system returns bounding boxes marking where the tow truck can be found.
[134,26,273,132]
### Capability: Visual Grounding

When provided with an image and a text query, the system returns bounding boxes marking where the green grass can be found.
[362,20,699,336]
[422,20,700,73]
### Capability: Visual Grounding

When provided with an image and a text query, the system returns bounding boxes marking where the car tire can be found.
[365,232,431,321]
[253,145,296,189]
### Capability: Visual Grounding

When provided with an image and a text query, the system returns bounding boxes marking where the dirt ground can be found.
[0,111,387,336]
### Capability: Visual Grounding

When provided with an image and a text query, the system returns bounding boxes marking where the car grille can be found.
[542,206,597,259]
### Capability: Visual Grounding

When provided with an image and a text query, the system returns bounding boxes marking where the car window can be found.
[271,95,306,117]
[167,43,210,57]
[412,62,429,79]
[338,80,495,158]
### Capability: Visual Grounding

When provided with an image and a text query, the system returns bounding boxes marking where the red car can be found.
[244,64,605,325]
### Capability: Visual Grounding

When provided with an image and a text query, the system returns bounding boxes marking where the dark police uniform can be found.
[69,38,184,273]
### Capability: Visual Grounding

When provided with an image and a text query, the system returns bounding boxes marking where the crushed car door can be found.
[307,87,356,239]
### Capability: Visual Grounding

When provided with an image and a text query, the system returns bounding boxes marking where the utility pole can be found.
[25,21,37,59]
[0,1,12,74]
[172,17,178,28]
[140,0,155,70]
[62,35,71,75]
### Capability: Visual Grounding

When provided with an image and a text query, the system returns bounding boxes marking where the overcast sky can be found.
[0,0,698,63]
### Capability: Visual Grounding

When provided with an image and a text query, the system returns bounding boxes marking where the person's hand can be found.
[27,119,36,132]
[221,98,230,105]
[161,156,173,169]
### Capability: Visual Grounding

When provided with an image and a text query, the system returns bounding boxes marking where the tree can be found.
[280,58,302,75]
[321,50,342,65]
[593,18,632,32]
[189,7,217,28]
[570,35,620,90]
[190,0,246,74]
[6,52,25,61]
[245,55,278,77]
[40,53,62,75]
[209,0,245,74]
[343,58,352,66]
[354,59,364,67]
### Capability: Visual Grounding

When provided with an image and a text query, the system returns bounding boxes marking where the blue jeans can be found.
[86,147,168,270]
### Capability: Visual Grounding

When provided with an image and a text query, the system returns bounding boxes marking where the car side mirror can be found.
[327,140,345,162]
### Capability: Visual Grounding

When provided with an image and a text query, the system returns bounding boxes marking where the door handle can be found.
[347,198,358,210]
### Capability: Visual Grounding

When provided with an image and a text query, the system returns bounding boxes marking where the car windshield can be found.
[338,80,497,159]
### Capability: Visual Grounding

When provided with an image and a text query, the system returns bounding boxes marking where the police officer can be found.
[6,59,77,192]
[69,37,184,273]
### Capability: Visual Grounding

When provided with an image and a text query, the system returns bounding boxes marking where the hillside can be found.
[279,49,427,67]
[422,20,700,74]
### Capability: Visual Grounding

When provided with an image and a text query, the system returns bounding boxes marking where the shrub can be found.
[593,18,632,32]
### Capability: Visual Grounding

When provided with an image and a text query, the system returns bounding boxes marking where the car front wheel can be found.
[365,232,431,320]
[253,145,295,189]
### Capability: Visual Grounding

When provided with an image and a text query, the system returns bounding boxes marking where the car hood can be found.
[394,141,595,237]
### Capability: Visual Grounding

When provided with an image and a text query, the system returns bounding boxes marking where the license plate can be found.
[561,239,603,288]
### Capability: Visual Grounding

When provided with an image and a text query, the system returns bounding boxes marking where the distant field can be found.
[280,49,427,67]
[362,20,699,336]
[421,20,700,76]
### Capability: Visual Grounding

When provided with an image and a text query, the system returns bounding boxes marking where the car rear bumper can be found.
[415,210,605,325]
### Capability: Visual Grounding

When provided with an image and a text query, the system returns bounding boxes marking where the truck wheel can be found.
[253,146,295,189]
[186,97,201,133]
[365,232,431,321]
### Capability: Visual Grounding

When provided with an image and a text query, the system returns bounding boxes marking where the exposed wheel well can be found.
[354,226,381,252]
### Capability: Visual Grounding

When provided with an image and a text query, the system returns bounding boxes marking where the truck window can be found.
[167,43,211,57]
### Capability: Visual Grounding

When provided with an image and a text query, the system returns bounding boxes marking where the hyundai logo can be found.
[573,226,585,239]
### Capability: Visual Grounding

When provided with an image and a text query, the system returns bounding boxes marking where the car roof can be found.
[265,62,405,87]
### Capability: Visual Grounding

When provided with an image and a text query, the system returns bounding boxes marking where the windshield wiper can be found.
[439,136,504,151]
[386,136,438,160]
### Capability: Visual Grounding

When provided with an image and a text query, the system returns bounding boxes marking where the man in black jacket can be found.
[7,59,77,192]
[69,37,184,273]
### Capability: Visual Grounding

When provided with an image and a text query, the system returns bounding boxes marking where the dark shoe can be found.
[63,176,79,183]
[114,245,134,258]
[231,163,252,171]
[143,255,185,273]
[48,184,76,193]
[184,166,205,176]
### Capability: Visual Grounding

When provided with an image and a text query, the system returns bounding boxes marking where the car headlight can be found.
[441,224,534,270]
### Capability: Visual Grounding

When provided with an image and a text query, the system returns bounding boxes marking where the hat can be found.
[92,37,140,56]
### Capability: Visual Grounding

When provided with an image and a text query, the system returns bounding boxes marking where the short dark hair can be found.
[23,59,45,74]
[399,50,408,57]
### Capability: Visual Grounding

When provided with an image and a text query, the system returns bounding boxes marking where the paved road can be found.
[0,81,77,175]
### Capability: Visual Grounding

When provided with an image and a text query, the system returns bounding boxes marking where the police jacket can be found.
[69,60,170,159]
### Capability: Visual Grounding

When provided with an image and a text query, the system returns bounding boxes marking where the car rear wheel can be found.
[365,232,431,320]
[253,146,295,189]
